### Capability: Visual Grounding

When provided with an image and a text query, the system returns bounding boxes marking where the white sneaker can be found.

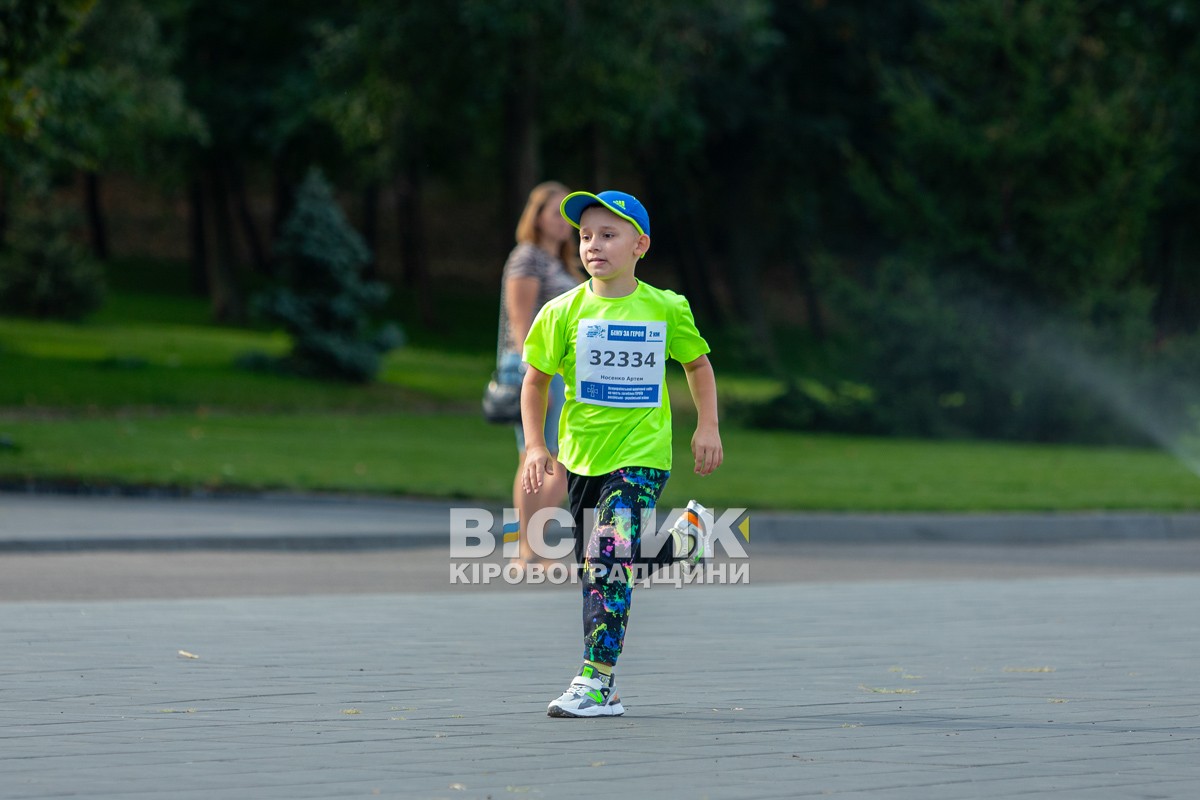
[547,668,624,718]
[669,500,709,564]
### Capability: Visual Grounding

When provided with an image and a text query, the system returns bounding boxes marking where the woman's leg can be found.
[513,373,568,565]
[513,453,566,564]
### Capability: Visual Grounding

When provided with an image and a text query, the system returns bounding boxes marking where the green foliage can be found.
[850,0,1169,303]
[809,259,1183,445]
[0,0,95,149]
[0,200,103,319]
[1133,0,1200,334]
[171,0,342,185]
[9,0,1200,451]
[729,379,874,434]
[313,2,479,183]
[252,169,402,382]
[1,0,202,184]
[61,0,207,175]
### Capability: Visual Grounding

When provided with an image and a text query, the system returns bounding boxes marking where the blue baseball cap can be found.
[560,190,651,237]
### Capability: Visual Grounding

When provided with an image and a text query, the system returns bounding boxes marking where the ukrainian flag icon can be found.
[501,509,519,558]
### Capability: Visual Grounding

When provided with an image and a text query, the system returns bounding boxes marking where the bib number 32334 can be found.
[576,319,666,407]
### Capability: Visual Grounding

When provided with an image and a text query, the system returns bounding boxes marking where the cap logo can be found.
[612,199,626,209]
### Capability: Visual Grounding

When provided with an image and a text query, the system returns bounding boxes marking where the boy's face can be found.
[578,205,650,284]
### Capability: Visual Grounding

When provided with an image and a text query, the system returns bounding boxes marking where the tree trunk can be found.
[728,227,782,374]
[395,157,433,327]
[271,155,296,241]
[663,197,723,327]
[500,36,540,227]
[590,129,611,190]
[1151,213,1200,338]
[0,171,9,249]
[361,181,380,280]
[187,179,209,297]
[227,161,267,273]
[203,164,244,322]
[641,156,723,327]
[724,143,782,375]
[792,254,826,342]
[83,172,110,261]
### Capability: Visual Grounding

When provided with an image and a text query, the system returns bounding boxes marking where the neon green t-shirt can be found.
[522,280,710,476]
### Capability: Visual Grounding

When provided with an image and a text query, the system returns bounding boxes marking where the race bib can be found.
[576,319,666,407]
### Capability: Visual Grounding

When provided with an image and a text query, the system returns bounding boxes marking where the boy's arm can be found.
[520,365,555,493]
[681,354,723,476]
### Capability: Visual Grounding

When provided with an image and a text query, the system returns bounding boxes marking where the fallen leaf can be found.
[342,709,361,715]
[1048,698,1069,704]
[177,650,199,660]
[589,761,606,768]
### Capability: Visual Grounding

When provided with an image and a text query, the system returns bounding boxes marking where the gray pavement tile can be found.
[2,578,1200,799]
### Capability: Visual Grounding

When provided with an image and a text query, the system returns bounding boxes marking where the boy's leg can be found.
[566,470,605,570]
[580,466,669,667]
[548,466,669,718]
[549,470,628,718]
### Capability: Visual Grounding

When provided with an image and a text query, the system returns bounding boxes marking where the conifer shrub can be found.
[251,169,402,382]
[0,204,104,320]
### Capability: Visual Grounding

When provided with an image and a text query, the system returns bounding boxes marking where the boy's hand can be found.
[691,424,723,476]
[522,445,556,494]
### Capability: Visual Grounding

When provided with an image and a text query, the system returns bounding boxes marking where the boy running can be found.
[520,190,723,717]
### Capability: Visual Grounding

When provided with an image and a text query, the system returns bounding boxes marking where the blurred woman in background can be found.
[499,181,580,569]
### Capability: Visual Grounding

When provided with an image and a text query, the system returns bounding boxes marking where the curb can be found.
[4,490,1200,552]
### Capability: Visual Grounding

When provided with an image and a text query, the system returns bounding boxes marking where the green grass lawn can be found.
[0,315,490,411]
[3,280,1200,511]
[2,411,1198,511]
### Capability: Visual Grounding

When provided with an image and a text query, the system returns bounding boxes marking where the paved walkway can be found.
[3,578,1198,799]
[2,493,1199,798]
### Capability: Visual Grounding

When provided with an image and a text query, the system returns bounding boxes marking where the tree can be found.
[0,0,95,242]
[314,1,490,327]
[849,0,1168,306]
[1120,0,1200,335]
[0,197,103,319]
[814,0,1180,441]
[253,169,402,383]
[169,0,341,321]
[60,0,206,261]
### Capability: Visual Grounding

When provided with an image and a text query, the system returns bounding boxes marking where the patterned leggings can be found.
[567,467,671,666]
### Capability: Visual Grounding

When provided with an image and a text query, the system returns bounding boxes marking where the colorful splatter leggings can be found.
[566,466,671,666]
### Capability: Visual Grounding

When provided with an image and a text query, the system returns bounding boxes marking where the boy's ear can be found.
[635,233,651,260]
